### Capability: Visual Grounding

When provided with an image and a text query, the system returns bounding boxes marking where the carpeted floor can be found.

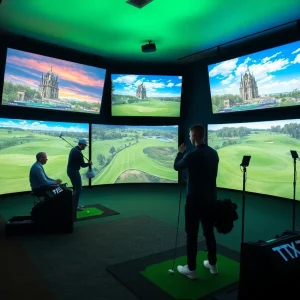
[0,216,57,300]
[0,184,299,300]
[14,215,187,300]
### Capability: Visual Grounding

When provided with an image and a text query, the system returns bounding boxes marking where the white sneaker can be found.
[177,265,198,279]
[203,260,218,275]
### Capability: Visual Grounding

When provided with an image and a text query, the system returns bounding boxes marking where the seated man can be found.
[29,152,62,196]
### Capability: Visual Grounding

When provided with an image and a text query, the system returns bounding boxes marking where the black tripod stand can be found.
[290,150,298,231]
[240,156,251,243]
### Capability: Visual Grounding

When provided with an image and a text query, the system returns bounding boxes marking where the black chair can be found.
[30,190,45,204]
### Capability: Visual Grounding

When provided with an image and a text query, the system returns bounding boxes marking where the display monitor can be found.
[0,118,89,195]
[2,48,106,114]
[111,74,182,117]
[91,124,178,185]
[208,119,300,200]
[208,40,300,114]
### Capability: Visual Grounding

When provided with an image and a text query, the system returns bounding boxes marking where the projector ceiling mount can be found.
[141,40,156,53]
[126,0,154,9]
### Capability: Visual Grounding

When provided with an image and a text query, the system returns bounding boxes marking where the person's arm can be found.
[174,152,189,171]
[37,168,57,186]
[78,152,90,168]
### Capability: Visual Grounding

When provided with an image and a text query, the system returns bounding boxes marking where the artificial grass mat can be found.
[75,204,119,221]
[107,242,240,300]
[141,251,239,299]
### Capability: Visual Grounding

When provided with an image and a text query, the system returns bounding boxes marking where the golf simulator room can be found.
[0,1,300,300]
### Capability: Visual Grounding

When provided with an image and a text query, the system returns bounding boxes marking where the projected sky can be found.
[0,118,89,133]
[4,49,106,103]
[208,41,300,96]
[112,74,182,98]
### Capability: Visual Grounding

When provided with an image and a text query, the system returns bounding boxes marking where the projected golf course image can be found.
[91,125,178,185]
[0,118,89,195]
[111,74,182,117]
[208,119,300,200]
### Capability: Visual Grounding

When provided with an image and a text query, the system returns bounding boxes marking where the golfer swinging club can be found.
[67,139,92,211]
[174,124,219,279]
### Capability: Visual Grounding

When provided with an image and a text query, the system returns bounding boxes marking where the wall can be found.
[0,30,185,129]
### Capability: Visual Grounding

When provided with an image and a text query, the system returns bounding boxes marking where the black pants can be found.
[185,197,217,271]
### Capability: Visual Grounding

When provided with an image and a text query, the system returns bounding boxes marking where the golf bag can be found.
[30,184,74,232]
[214,198,238,234]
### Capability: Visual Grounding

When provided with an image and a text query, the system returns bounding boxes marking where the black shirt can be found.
[174,144,219,203]
[67,146,89,171]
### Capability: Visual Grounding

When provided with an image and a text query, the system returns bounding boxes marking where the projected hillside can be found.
[0,118,89,195]
[91,125,178,184]
[2,48,106,114]
[208,119,300,200]
[208,40,300,114]
[111,74,182,117]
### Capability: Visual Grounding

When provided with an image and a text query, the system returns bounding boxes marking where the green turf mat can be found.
[141,251,239,300]
[77,207,103,219]
[106,242,240,300]
[75,204,119,222]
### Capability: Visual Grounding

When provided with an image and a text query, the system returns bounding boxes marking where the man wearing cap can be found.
[67,139,92,211]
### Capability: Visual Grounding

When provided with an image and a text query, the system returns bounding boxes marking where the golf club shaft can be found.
[59,135,89,161]
[171,178,183,271]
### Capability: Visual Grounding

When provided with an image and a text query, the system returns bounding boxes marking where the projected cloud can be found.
[111,74,182,117]
[208,41,300,113]
[2,49,106,114]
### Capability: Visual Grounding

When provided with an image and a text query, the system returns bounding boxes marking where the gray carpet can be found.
[17,215,187,300]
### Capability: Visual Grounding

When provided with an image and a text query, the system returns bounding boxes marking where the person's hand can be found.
[178,143,186,153]
[88,160,92,166]
[56,179,62,185]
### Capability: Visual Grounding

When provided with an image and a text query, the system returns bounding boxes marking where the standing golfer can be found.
[67,139,92,211]
[174,124,219,279]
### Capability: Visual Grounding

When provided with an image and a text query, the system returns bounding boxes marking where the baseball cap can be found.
[78,138,88,145]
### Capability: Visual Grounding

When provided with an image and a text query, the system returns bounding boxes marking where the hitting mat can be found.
[107,242,240,300]
[75,204,119,221]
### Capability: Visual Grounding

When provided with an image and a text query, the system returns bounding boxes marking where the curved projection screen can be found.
[208,40,300,114]
[208,119,300,200]
[0,118,89,195]
[91,124,178,185]
[111,74,182,117]
[2,48,106,114]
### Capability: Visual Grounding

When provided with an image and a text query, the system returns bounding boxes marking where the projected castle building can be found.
[136,83,146,99]
[38,66,59,99]
[239,68,259,101]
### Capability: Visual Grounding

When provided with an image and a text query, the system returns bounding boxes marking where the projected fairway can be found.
[111,74,182,117]
[208,119,300,200]
[0,118,89,195]
[91,125,178,185]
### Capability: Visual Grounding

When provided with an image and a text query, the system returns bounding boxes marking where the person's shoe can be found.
[177,265,198,279]
[77,206,84,211]
[203,260,218,275]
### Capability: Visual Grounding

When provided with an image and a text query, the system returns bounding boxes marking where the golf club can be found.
[168,173,184,275]
[59,133,89,161]
[59,133,95,178]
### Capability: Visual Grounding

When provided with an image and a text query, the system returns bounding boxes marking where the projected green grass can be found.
[208,120,300,200]
[0,119,89,195]
[91,125,178,185]
[112,99,180,117]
